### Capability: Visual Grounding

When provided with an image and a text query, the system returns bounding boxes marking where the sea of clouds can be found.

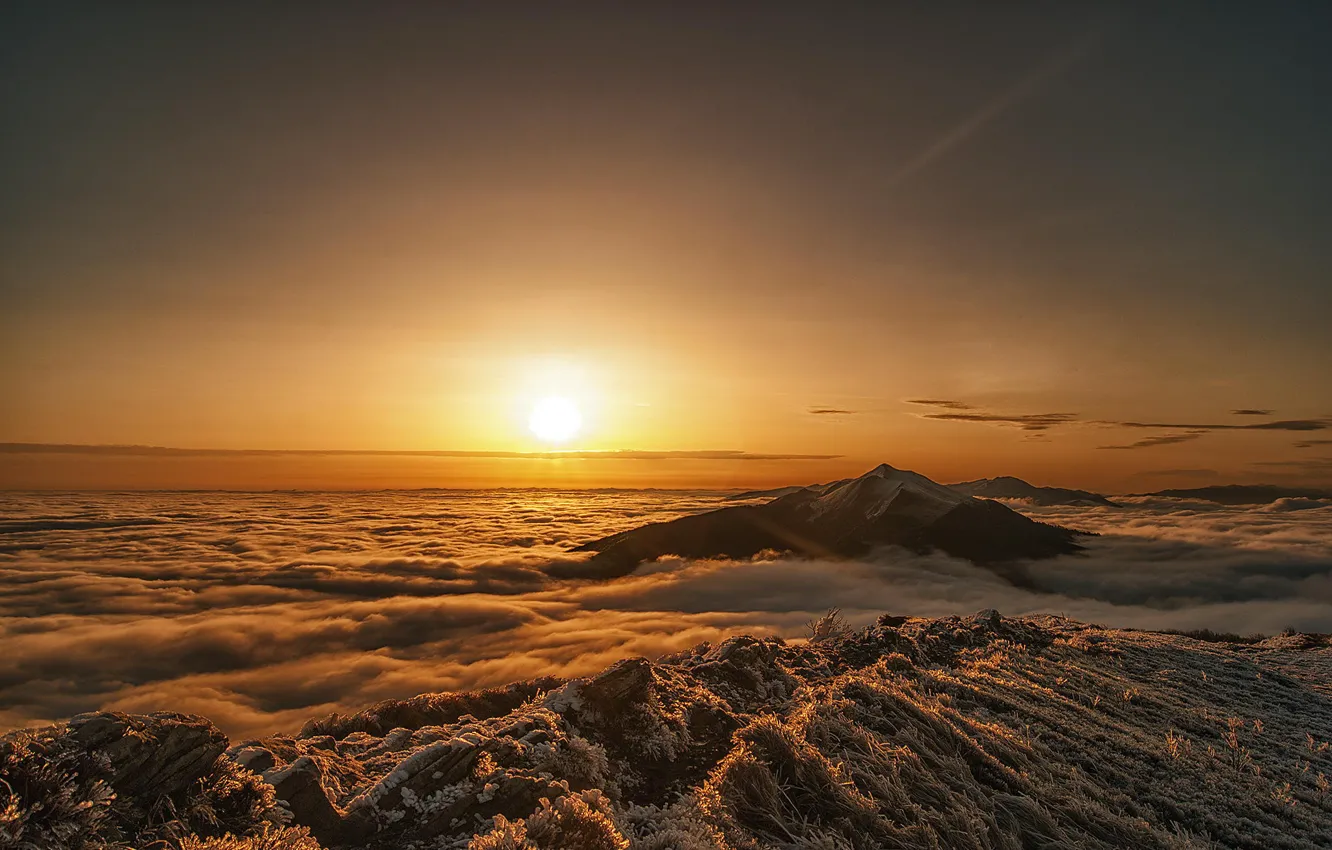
[2,488,1330,738]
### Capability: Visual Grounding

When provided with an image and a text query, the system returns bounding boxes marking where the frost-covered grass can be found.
[6,613,1332,848]
[0,720,282,849]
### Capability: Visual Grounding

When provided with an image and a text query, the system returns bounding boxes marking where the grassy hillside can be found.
[5,611,1332,849]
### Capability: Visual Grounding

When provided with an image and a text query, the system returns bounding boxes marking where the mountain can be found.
[1143,484,1332,505]
[727,474,1117,508]
[948,475,1118,506]
[572,463,1083,583]
[8,612,1331,849]
[722,484,819,501]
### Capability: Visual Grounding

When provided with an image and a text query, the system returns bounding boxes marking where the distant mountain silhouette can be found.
[728,474,1116,507]
[1142,484,1332,505]
[572,464,1083,585]
[723,484,818,501]
[948,476,1118,507]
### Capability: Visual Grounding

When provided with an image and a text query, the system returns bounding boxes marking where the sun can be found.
[528,396,582,443]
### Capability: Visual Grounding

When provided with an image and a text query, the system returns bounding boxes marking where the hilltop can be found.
[727,474,1117,508]
[573,464,1084,582]
[1139,485,1332,505]
[948,476,1118,507]
[5,612,1332,849]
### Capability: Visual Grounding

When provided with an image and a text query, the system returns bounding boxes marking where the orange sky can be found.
[2,5,1330,492]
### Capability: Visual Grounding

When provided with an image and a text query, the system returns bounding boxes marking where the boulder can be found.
[67,711,227,798]
[264,756,348,845]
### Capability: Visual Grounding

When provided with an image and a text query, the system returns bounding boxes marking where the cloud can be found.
[1252,458,1332,467]
[2,489,1330,739]
[807,407,857,415]
[905,397,1077,430]
[1097,431,1208,450]
[920,412,1079,431]
[1132,468,1220,478]
[1110,419,1332,432]
[905,399,976,411]
[882,26,1106,189]
[1295,439,1332,449]
[1259,498,1332,513]
[0,444,839,462]
[902,399,1331,446]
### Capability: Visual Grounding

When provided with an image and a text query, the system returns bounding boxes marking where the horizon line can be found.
[0,442,841,462]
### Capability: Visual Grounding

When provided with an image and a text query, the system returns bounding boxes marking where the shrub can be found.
[806,608,852,644]
[135,757,282,845]
[177,825,323,850]
[470,791,628,850]
[0,730,119,850]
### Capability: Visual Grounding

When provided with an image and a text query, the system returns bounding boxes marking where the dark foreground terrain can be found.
[5,612,1332,849]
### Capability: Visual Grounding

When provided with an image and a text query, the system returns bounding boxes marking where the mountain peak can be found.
[574,462,1083,579]
[847,463,969,508]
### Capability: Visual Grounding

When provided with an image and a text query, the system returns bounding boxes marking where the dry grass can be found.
[1,722,284,850]
[178,825,324,850]
[0,729,116,850]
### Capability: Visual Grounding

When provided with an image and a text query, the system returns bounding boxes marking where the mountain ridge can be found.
[728,473,1118,507]
[949,475,1119,506]
[1137,484,1332,504]
[6,612,1332,849]
[572,464,1084,583]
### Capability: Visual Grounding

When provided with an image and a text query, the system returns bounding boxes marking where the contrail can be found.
[884,27,1108,189]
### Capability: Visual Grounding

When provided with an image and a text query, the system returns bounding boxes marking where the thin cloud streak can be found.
[904,399,1332,447]
[0,443,840,462]
[883,27,1106,189]
[921,412,1079,432]
[905,399,976,411]
[1098,431,1208,450]
[1111,419,1332,432]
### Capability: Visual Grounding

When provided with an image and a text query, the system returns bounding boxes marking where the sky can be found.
[2,1,1330,491]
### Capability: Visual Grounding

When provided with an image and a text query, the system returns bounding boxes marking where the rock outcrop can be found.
[67,711,229,799]
[7,614,1332,849]
[1,710,281,849]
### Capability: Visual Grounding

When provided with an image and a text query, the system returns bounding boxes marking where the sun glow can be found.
[528,396,583,443]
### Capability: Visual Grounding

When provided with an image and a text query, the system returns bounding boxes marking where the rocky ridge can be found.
[6,613,1332,849]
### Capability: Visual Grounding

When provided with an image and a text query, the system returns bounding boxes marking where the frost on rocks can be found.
[8,613,1332,849]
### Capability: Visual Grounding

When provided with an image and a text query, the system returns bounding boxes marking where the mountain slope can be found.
[8,613,1332,849]
[572,464,1083,581]
[722,484,817,501]
[948,475,1118,506]
[1142,484,1332,505]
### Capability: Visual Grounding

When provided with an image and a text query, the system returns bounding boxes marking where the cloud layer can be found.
[2,489,1330,738]
[903,400,1332,447]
